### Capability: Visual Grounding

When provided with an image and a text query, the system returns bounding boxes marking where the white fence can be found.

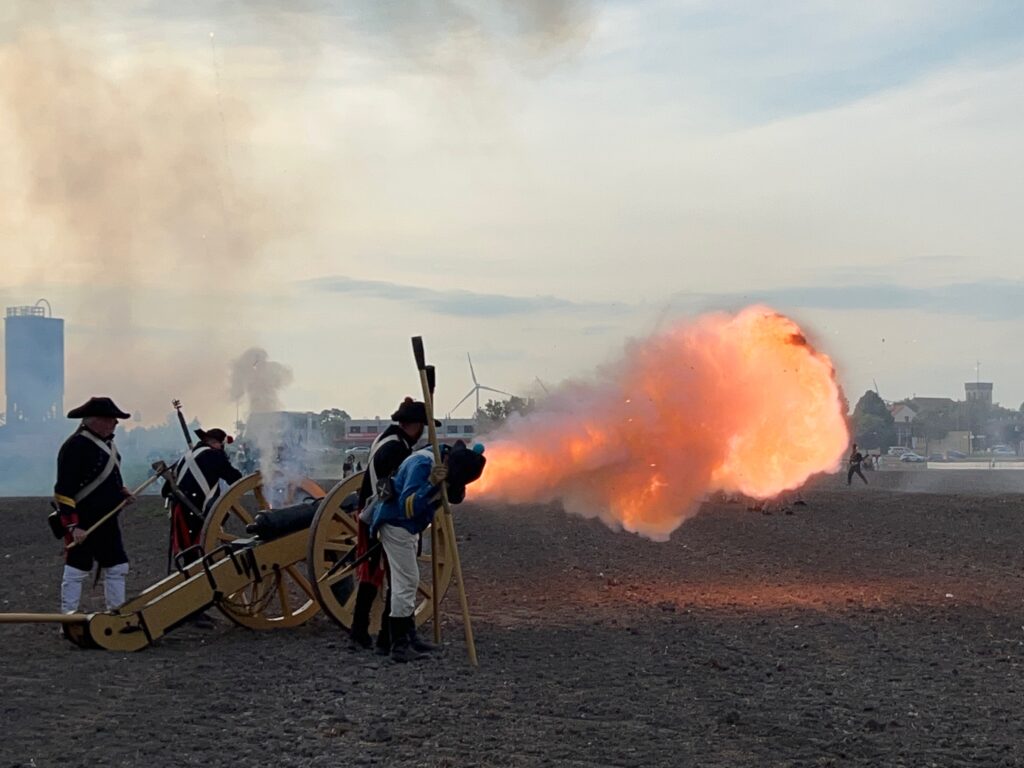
[929,461,1024,471]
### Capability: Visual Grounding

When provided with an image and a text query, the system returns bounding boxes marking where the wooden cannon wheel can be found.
[308,471,455,631]
[201,472,325,630]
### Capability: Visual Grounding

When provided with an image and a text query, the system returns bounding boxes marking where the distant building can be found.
[890,403,916,423]
[964,381,993,407]
[890,402,916,446]
[908,396,957,413]
[244,411,321,449]
[0,300,67,492]
[344,417,478,447]
[4,301,64,426]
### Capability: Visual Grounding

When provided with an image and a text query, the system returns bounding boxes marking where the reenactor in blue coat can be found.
[370,440,486,662]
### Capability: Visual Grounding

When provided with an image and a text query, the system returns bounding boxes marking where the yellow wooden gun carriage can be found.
[0,469,454,651]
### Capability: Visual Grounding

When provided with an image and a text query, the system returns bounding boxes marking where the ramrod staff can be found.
[172,399,194,449]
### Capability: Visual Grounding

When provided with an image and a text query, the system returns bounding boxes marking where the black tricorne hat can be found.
[391,397,441,427]
[67,397,130,419]
[196,428,233,444]
[443,440,487,504]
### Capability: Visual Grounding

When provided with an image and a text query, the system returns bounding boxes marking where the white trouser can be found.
[380,525,419,619]
[103,563,130,610]
[60,565,90,614]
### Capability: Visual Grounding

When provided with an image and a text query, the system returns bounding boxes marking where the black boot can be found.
[349,581,376,650]
[374,587,392,656]
[408,621,436,653]
[390,617,427,663]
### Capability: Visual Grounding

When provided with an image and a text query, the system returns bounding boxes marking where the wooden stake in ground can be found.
[412,336,478,667]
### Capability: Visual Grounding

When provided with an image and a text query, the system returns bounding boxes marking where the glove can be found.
[428,464,448,486]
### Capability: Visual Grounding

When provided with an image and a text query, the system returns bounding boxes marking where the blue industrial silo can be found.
[4,300,64,425]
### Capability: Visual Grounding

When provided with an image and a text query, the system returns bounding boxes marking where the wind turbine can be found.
[450,354,514,416]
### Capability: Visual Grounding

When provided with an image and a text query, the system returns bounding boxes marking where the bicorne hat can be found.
[391,397,441,427]
[67,397,131,420]
[196,428,233,445]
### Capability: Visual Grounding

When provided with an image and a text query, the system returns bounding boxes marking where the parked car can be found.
[992,447,1016,456]
[900,452,926,463]
[927,453,944,462]
[946,450,967,460]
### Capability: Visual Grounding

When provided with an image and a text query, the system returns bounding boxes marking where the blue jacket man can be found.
[371,440,486,662]
[349,398,435,653]
[370,450,443,537]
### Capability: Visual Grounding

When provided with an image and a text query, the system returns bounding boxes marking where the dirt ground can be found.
[2,471,1024,767]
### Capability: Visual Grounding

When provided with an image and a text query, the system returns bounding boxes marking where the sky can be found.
[1,0,1023,427]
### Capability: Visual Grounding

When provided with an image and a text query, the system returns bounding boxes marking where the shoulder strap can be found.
[73,432,121,503]
[181,446,214,500]
[367,433,401,490]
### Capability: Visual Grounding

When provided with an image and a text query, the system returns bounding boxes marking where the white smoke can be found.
[228,347,303,504]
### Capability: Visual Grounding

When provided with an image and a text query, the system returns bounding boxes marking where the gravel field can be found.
[2,471,1024,767]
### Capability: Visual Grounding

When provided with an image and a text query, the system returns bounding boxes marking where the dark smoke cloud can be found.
[356,0,595,73]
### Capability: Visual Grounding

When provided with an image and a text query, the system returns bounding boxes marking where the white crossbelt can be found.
[74,431,121,503]
[358,432,401,523]
[367,433,400,493]
[178,446,214,503]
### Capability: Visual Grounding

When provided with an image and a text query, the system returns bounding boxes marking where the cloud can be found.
[605,1,1024,125]
[304,275,627,318]
[309,274,1023,323]
[690,280,1024,322]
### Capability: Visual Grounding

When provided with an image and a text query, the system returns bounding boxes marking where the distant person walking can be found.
[847,444,868,486]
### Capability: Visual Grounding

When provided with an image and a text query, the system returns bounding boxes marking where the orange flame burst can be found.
[475,306,849,540]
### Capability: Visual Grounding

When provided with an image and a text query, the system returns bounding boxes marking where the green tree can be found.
[912,409,954,441]
[318,408,351,444]
[479,396,535,428]
[850,390,896,450]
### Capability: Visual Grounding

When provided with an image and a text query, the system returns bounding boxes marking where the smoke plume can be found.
[476,307,850,540]
[358,0,594,74]
[228,346,297,494]
[0,5,303,425]
[0,0,594,429]
[228,347,293,414]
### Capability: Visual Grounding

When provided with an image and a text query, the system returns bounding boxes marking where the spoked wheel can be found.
[201,471,325,630]
[308,472,455,631]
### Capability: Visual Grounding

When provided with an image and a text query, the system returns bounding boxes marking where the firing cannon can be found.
[3,336,475,659]
[0,469,456,651]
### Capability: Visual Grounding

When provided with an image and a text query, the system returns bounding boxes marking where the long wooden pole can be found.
[415,364,445,646]
[412,336,478,666]
[426,367,443,644]
[0,613,90,624]
[66,473,162,550]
